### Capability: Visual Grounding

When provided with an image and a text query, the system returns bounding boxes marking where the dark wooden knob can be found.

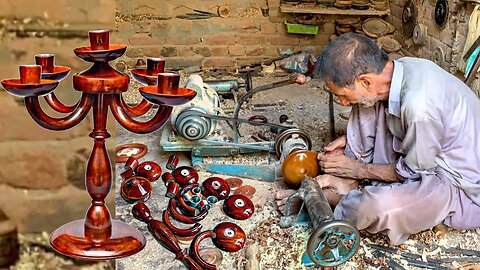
[212,222,246,252]
[201,177,230,200]
[166,154,179,170]
[120,176,152,204]
[135,161,162,182]
[222,195,254,220]
[172,166,199,186]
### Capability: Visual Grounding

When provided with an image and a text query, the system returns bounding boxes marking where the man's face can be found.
[326,79,379,107]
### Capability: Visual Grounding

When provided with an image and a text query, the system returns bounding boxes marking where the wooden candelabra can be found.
[0,30,196,260]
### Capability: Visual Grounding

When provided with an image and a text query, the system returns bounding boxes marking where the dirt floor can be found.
[114,72,480,270]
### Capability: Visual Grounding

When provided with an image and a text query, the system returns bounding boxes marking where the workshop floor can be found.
[114,74,480,270]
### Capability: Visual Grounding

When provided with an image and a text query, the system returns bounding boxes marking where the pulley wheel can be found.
[413,24,427,45]
[307,220,360,267]
[402,0,417,38]
[434,0,448,28]
[274,128,312,156]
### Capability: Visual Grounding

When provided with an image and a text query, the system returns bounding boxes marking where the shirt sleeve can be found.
[395,106,443,179]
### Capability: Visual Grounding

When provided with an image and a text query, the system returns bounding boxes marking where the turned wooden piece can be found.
[35,54,71,81]
[124,156,139,171]
[132,203,202,270]
[201,177,230,201]
[146,57,166,76]
[168,199,208,224]
[120,168,135,181]
[157,72,180,94]
[120,176,152,204]
[162,172,175,186]
[282,150,319,188]
[190,222,246,269]
[20,65,41,84]
[166,154,180,170]
[34,54,55,73]
[222,195,254,220]
[162,210,202,237]
[172,166,199,186]
[135,161,162,182]
[166,182,181,199]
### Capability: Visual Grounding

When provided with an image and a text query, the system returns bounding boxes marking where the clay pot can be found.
[223,195,254,220]
[201,177,230,200]
[172,166,199,186]
[281,150,319,188]
[135,161,162,182]
[120,176,152,204]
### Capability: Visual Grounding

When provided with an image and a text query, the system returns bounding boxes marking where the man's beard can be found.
[357,93,380,108]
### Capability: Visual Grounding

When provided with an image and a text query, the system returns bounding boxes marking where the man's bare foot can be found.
[275,174,358,215]
[275,189,299,215]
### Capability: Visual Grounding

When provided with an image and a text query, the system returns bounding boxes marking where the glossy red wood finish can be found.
[120,168,135,181]
[222,195,254,220]
[166,181,180,199]
[162,172,175,185]
[44,93,77,113]
[110,94,173,134]
[135,161,162,182]
[139,86,197,107]
[35,54,55,73]
[190,231,217,270]
[146,57,166,75]
[157,72,180,94]
[212,222,246,252]
[124,156,139,171]
[178,195,199,216]
[73,62,129,94]
[162,210,202,237]
[172,166,199,186]
[89,30,109,50]
[2,29,182,260]
[166,154,179,170]
[20,65,41,84]
[120,176,152,204]
[118,98,153,117]
[132,203,202,270]
[40,66,71,81]
[2,79,59,97]
[168,199,208,224]
[282,150,319,188]
[201,177,230,200]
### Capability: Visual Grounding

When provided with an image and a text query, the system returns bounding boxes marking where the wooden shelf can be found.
[280,4,390,16]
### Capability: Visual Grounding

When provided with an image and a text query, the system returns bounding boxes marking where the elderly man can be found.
[276,33,480,245]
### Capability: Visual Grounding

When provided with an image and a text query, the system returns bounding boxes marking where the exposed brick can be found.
[0,183,115,233]
[125,47,145,58]
[245,46,266,56]
[439,26,455,46]
[229,45,246,56]
[299,34,331,46]
[166,57,203,69]
[236,57,268,67]
[128,33,156,45]
[210,46,229,56]
[236,33,267,45]
[202,57,237,68]
[193,47,212,57]
[177,46,196,57]
[264,45,281,57]
[131,20,154,34]
[0,137,91,189]
[161,47,179,57]
[232,19,261,32]
[424,19,441,39]
[261,22,277,34]
[268,35,300,45]
[202,34,236,45]
[142,46,163,57]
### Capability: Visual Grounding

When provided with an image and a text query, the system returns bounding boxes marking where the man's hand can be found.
[318,153,365,179]
[321,135,347,157]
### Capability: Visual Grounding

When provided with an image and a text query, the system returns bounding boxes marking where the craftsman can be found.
[276,32,480,245]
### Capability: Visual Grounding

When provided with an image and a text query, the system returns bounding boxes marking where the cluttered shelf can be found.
[280,3,390,16]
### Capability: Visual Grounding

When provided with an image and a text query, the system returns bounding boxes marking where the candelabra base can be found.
[49,219,146,260]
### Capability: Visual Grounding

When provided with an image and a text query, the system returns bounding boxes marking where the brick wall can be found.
[115,0,331,70]
[0,0,117,233]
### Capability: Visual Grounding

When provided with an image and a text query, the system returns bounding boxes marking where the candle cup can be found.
[19,65,42,84]
[146,58,166,75]
[157,73,180,94]
[89,30,110,50]
[35,54,55,73]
